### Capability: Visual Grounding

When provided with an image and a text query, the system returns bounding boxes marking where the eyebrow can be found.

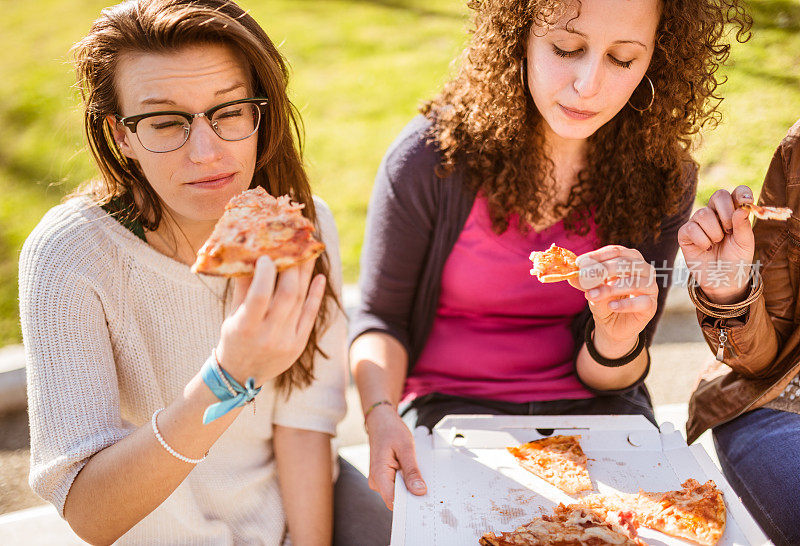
[139,82,248,107]
[554,26,648,49]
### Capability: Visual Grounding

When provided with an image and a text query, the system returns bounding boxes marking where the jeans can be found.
[712,407,800,546]
[332,387,655,545]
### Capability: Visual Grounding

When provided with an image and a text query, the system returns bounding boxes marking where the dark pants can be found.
[332,387,655,545]
[713,407,800,546]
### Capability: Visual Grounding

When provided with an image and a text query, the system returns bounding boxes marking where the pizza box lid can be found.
[390,415,771,546]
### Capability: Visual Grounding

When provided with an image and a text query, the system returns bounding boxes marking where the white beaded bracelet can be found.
[151,408,207,464]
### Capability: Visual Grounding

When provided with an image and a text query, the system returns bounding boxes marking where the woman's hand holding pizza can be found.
[677,186,755,305]
[568,245,658,357]
[216,256,326,386]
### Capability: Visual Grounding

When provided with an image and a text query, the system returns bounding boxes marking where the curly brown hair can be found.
[71,0,339,395]
[421,0,752,244]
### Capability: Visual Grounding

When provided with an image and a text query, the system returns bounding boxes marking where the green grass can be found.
[0,0,798,345]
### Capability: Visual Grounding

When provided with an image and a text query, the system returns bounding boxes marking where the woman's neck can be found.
[145,208,216,266]
[543,124,589,177]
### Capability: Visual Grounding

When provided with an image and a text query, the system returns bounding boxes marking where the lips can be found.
[186,173,236,189]
[559,104,598,120]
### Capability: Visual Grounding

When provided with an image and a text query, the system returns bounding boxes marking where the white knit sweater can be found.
[19,196,348,545]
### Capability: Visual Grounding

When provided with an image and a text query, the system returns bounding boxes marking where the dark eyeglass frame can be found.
[114,97,269,153]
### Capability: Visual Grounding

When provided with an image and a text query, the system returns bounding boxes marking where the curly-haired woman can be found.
[337,0,751,543]
[19,0,346,543]
[678,120,800,545]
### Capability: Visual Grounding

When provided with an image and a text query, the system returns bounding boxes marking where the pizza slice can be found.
[191,187,325,277]
[479,504,645,546]
[507,435,593,495]
[529,243,579,283]
[573,479,726,545]
[740,203,792,221]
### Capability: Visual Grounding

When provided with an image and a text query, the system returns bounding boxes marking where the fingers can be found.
[604,294,656,313]
[240,256,277,320]
[731,185,754,208]
[707,189,735,234]
[369,461,399,511]
[231,275,253,310]
[266,264,302,323]
[691,207,725,246]
[678,220,713,253]
[575,246,647,290]
[395,444,427,497]
[295,275,326,341]
[287,258,318,326]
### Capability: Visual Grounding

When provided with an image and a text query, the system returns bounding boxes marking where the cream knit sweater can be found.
[19,196,348,545]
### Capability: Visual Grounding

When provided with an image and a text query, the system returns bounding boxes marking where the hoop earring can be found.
[520,58,529,96]
[628,74,655,112]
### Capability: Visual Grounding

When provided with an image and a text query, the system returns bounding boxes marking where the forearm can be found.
[575,331,649,391]
[350,332,408,410]
[274,426,333,546]
[63,372,242,544]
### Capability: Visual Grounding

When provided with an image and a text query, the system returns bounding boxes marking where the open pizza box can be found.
[390,415,771,545]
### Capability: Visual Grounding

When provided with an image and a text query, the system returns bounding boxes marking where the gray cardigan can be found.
[350,115,697,393]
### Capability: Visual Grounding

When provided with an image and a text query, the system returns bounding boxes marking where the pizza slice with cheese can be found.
[740,203,792,221]
[529,243,580,283]
[573,479,726,545]
[191,187,325,277]
[479,504,644,546]
[507,435,593,495]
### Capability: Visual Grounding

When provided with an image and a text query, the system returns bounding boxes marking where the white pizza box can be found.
[390,415,771,546]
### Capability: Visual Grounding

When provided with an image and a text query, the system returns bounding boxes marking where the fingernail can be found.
[413,480,426,491]
[589,289,600,299]
[609,301,619,310]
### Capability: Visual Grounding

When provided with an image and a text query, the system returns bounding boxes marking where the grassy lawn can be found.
[0,0,798,346]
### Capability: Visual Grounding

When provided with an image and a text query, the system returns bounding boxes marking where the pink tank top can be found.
[404,196,600,403]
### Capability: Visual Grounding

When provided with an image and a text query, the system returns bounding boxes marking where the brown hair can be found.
[71,0,337,393]
[422,0,752,244]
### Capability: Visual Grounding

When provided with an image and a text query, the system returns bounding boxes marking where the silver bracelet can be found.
[151,408,207,464]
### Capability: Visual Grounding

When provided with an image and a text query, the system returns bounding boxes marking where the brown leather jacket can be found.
[687,119,800,443]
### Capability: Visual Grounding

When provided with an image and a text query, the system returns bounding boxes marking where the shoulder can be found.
[20,197,118,282]
[380,114,444,184]
[777,118,800,171]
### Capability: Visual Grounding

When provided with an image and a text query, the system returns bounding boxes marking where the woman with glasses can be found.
[18,0,346,544]
[341,0,752,543]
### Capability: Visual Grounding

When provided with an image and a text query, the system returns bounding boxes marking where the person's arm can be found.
[350,332,427,510]
[63,377,244,544]
[274,426,333,546]
[348,122,443,509]
[684,141,796,377]
[570,246,655,391]
[22,254,324,545]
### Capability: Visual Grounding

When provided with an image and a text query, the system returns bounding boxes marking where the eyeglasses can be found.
[115,97,269,153]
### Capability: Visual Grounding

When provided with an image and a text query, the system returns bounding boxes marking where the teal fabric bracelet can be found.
[200,350,261,424]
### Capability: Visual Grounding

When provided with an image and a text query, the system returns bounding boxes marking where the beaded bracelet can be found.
[151,408,207,465]
[363,399,393,422]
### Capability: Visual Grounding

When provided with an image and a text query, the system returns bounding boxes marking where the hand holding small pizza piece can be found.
[216,256,326,387]
[677,186,756,305]
[571,245,658,356]
[192,187,328,387]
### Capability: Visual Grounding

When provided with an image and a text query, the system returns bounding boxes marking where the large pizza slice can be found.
[191,187,325,276]
[529,243,579,283]
[507,435,593,495]
[479,504,644,546]
[740,203,792,221]
[573,479,726,545]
